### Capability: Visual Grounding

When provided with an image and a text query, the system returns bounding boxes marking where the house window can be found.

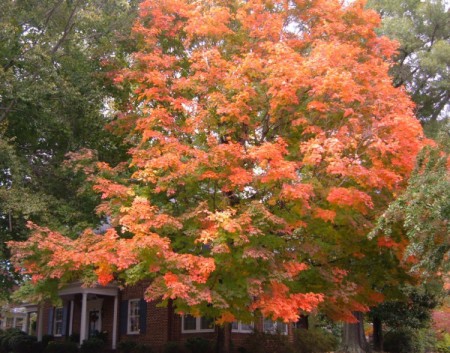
[14,317,24,330]
[6,317,13,329]
[231,321,254,333]
[182,315,214,333]
[127,299,140,334]
[54,308,63,336]
[263,319,288,335]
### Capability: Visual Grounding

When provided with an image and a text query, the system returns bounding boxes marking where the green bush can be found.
[80,337,105,353]
[384,328,436,353]
[92,331,108,343]
[384,329,416,353]
[118,340,138,353]
[117,341,153,353]
[0,329,43,353]
[43,341,79,353]
[10,333,37,353]
[243,331,295,353]
[0,328,27,353]
[134,343,153,353]
[185,337,212,353]
[69,333,80,343]
[164,341,186,353]
[436,333,450,353]
[41,334,55,347]
[293,328,338,353]
[31,341,45,353]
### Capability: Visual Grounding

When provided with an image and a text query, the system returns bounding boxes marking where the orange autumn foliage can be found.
[9,0,427,324]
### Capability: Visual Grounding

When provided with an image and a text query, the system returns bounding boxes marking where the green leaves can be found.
[0,0,138,298]
[367,0,450,122]
[371,145,450,275]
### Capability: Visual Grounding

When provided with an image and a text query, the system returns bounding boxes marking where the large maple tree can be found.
[9,0,426,325]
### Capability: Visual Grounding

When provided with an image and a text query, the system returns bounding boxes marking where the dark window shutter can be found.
[47,307,54,335]
[139,299,147,334]
[61,305,69,336]
[120,300,128,335]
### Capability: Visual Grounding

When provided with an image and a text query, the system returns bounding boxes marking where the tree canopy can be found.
[8,0,429,324]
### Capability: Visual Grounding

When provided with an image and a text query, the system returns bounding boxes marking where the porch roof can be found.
[58,281,119,297]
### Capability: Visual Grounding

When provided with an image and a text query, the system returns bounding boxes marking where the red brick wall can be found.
[120,281,170,350]
[71,295,81,338]
[40,302,52,337]
[101,295,115,348]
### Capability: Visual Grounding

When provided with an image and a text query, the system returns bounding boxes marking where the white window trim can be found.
[231,321,254,333]
[127,299,140,335]
[53,307,63,337]
[181,315,215,333]
[263,319,289,335]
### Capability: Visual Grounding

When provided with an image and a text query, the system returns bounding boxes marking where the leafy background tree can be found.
[0,0,138,299]
[364,2,449,351]
[367,0,449,124]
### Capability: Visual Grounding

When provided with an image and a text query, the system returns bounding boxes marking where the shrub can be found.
[0,328,26,353]
[384,328,436,353]
[0,329,43,353]
[293,328,338,353]
[134,343,153,353]
[185,337,212,353]
[118,341,153,353]
[69,333,80,343]
[92,330,108,342]
[436,333,450,353]
[118,340,138,353]
[41,334,54,347]
[43,341,79,353]
[243,331,295,353]
[31,341,45,353]
[10,333,37,353]
[164,341,186,353]
[384,329,415,353]
[80,337,105,353]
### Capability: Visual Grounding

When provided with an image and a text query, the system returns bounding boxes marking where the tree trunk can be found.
[297,315,309,329]
[340,312,370,353]
[372,316,383,352]
[216,323,231,353]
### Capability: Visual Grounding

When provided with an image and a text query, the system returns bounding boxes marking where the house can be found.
[37,281,294,351]
[0,303,38,334]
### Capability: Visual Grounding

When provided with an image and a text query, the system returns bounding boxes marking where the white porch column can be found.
[112,295,118,350]
[37,304,44,341]
[80,292,88,344]
[69,300,74,336]
[24,313,29,334]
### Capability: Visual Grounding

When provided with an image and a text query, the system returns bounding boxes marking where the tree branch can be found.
[43,0,65,28]
[0,99,17,123]
[51,0,81,56]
